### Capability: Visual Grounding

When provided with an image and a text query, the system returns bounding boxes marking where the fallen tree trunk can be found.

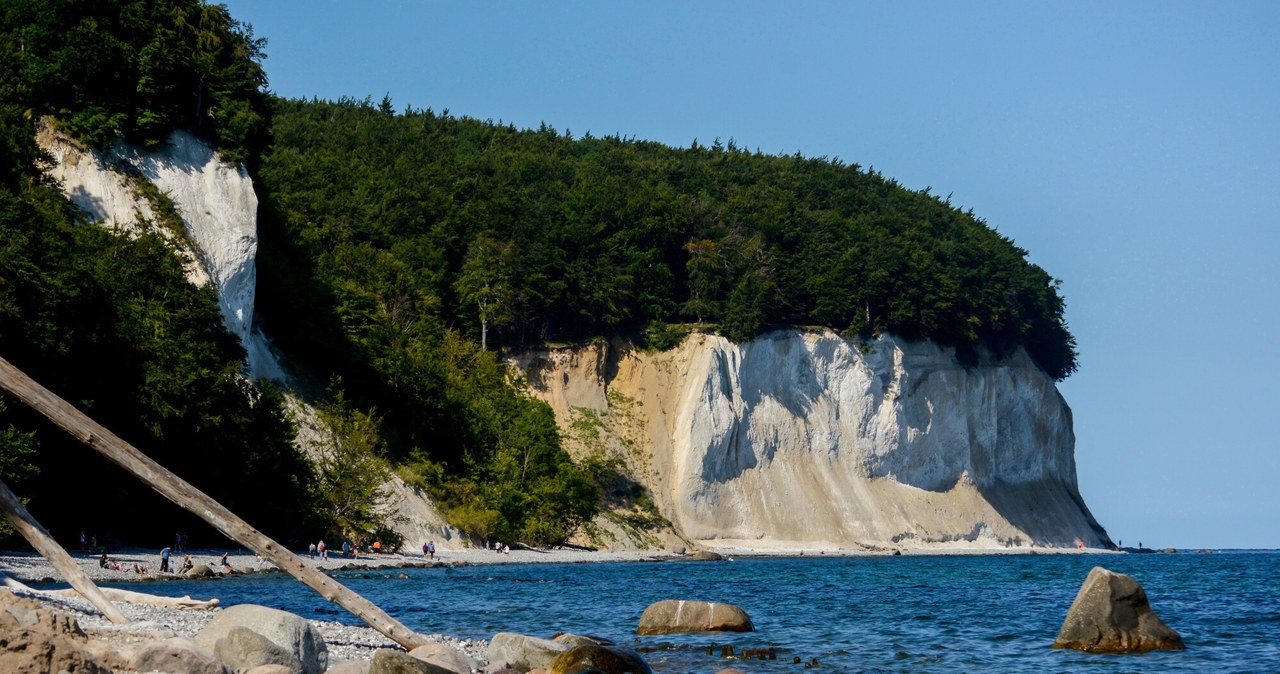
[0,478,129,624]
[0,573,218,610]
[0,356,428,650]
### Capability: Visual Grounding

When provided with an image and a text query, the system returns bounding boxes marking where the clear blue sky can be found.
[221,1,1280,549]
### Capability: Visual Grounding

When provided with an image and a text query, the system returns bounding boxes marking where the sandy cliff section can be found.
[515,330,1110,552]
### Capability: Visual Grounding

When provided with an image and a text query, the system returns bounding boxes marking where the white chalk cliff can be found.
[516,330,1110,551]
[39,125,458,549]
[38,124,281,380]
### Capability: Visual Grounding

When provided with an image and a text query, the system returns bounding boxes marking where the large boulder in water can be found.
[485,632,567,671]
[1053,566,1184,653]
[547,643,653,674]
[196,604,328,673]
[636,600,753,635]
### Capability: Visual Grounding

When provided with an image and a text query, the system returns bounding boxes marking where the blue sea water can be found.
[116,551,1279,673]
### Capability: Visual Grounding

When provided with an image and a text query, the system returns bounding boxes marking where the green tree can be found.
[310,393,400,547]
[682,239,726,324]
[453,233,519,351]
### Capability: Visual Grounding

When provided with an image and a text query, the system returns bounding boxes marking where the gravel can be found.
[0,546,672,667]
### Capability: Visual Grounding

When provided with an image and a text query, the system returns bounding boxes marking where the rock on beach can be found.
[195,604,328,674]
[485,632,567,670]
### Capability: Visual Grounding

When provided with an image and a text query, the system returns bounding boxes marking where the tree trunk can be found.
[45,586,220,610]
[0,356,428,650]
[0,478,129,624]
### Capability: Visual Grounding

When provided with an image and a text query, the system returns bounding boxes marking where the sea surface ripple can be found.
[117,550,1280,673]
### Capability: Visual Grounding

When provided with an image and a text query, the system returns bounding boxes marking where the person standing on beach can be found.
[427,541,435,560]
[309,542,316,558]
[319,540,327,560]
[159,546,171,573]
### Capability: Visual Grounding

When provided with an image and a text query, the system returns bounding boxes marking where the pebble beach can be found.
[0,545,671,668]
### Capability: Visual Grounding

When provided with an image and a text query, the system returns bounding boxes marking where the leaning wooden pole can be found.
[0,477,129,624]
[0,356,428,650]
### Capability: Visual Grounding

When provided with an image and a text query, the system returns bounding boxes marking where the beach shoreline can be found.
[0,542,1120,670]
[0,540,1118,585]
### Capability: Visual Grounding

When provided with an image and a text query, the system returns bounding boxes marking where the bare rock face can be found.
[1053,566,1185,653]
[516,331,1110,552]
[636,600,754,635]
[38,123,282,381]
[0,589,113,674]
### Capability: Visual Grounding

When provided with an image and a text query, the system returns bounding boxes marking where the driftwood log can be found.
[0,477,129,624]
[0,573,217,610]
[0,356,428,650]
[47,586,220,610]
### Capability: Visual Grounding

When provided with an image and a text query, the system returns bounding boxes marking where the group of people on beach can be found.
[95,549,196,576]
[97,553,144,575]
[308,538,386,560]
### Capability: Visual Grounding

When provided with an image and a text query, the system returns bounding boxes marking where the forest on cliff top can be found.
[0,0,1077,549]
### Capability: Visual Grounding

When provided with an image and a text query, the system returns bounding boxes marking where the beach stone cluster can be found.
[0,589,486,674]
[1053,566,1184,653]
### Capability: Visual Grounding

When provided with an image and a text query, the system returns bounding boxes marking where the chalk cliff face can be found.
[40,126,461,549]
[516,331,1110,551]
[38,126,281,380]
